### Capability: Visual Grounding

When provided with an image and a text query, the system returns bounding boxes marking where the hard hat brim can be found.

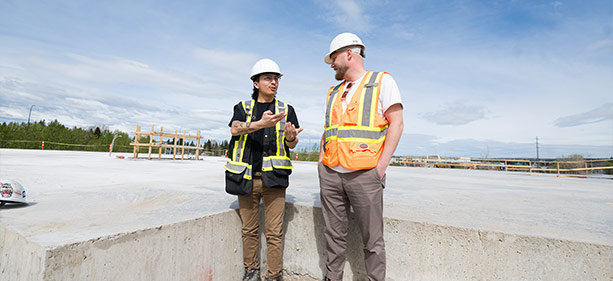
[324,53,333,64]
[324,44,365,64]
[0,199,27,204]
[250,71,283,81]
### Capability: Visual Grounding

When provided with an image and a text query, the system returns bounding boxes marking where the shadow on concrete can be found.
[229,199,239,210]
[0,202,36,210]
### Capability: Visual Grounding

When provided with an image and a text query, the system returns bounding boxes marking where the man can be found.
[318,33,404,281]
[225,58,303,281]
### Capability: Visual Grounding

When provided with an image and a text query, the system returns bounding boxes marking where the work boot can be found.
[243,267,260,281]
[323,276,334,281]
[265,277,282,281]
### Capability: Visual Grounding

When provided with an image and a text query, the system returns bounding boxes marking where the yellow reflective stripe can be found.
[369,72,384,126]
[338,125,387,131]
[325,136,337,142]
[275,100,280,156]
[262,156,293,170]
[357,71,373,127]
[232,139,239,161]
[325,84,342,128]
[236,100,254,162]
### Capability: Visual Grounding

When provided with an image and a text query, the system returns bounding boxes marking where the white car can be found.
[0,179,27,207]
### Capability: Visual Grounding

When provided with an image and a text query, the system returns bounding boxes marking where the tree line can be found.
[0,120,229,156]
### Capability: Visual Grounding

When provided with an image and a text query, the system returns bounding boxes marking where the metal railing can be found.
[392,157,613,178]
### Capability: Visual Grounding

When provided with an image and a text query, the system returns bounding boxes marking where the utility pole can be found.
[535,136,540,162]
[27,105,35,124]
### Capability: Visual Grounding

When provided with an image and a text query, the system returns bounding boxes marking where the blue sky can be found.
[1,0,612,158]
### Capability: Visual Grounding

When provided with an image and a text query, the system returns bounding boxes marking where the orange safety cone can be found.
[295,152,299,161]
[41,140,45,150]
[224,150,227,158]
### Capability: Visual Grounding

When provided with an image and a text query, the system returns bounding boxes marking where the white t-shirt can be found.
[328,71,403,173]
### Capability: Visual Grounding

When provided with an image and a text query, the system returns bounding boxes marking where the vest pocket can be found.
[342,104,358,125]
[343,141,383,169]
[226,169,245,183]
[262,171,289,188]
[225,165,252,196]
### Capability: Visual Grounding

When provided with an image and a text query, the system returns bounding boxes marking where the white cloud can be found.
[390,23,415,40]
[193,48,258,72]
[316,0,372,33]
[554,103,613,127]
[13,53,232,99]
[587,40,613,52]
[420,102,487,126]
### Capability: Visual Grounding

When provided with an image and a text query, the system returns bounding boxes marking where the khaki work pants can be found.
[238,177,286,279]
[318,162,386,281]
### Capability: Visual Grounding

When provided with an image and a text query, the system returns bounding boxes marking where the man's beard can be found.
[334,65,347,81]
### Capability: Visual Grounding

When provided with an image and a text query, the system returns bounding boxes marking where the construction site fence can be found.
[0,139,227,157]
[392,157,613,178]
[0,139,133,152]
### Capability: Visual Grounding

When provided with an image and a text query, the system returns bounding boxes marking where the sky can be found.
[1,0,612,158]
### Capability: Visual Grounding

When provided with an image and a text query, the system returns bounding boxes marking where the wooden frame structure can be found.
[131,125,203,160]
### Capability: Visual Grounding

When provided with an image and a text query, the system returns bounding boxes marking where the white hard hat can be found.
[250,59,283,80]
[324,32,365,64]
[0,179,27,207]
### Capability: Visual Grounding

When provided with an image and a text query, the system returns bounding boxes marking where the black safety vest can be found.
[224,99,293,196]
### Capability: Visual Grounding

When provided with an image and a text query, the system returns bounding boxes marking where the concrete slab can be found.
[0,149,611,280]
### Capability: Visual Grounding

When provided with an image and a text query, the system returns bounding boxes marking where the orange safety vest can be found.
[322,71,389,170]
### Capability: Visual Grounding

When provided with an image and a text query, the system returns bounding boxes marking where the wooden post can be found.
[148,125,154,160]
[159,126,164,159]
[196,130,201,159]
[173,130,178,160]
[181,130,186,160]
[557,162,560,176]
[585,161,589,176]
[529,160,532,173]
[133,125,141,159]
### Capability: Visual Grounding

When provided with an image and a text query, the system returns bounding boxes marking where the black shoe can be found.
[265,277,282,281]
[243,267,260,281]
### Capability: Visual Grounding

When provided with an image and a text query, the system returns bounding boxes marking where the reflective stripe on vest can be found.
[322,71,388,169]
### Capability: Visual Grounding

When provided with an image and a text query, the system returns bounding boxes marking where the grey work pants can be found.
[318,162,386,281]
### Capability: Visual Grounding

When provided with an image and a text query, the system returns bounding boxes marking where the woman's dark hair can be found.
[250,74,260,100]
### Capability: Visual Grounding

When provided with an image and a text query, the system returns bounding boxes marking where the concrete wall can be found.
[282,204,612,281]
[2,204,612,281]
[0,227,47,281]
[43,211,245,281]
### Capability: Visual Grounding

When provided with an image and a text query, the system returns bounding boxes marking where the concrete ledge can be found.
[3,203,610,281]
[2,211,243,281]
